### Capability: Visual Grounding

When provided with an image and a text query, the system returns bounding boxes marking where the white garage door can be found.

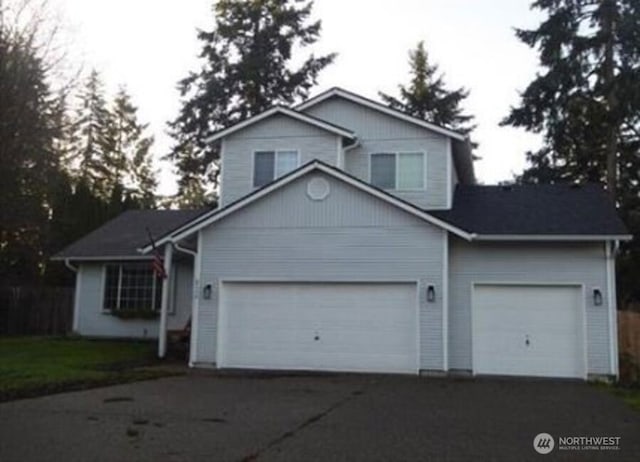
[218,282,418,374]
[473,285,585,379]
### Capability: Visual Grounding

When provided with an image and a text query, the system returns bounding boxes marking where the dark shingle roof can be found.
[54,180,628,261]
[53,209,209,259]
[431,183,628,236]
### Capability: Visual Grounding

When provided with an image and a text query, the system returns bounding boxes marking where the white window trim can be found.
[101,263,174,315]
[251,149,301,189]
[368,151,427,192]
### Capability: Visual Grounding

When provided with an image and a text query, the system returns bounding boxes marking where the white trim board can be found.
[605,242,619,377]
[473,234,632,242]
[52,255,154,262]
[204,106,356,144]
[442,231,449,371]
[296,87,467,141]
[189,231,203,366]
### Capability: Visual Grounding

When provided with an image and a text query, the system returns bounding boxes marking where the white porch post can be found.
[158,243,173,358]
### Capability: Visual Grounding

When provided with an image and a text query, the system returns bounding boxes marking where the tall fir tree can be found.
[502,0,640,304]
[0,1,63,284]
[380,41,476,143]
[73,69,112,197]
[71,76,157,207]
[168,0,335,206]
[105,87,157,208]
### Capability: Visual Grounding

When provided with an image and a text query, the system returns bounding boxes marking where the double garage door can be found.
[218,282,418,374]
[473,285,585,379]
[216,282,586,378]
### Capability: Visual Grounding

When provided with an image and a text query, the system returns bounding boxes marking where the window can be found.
[253,150,299,187]
[370,152,425,190]
[103,263,163,313]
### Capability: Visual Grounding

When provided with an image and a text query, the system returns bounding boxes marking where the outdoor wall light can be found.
[593,288,603,306]
[427,285,436,303]
[203,284,212,300]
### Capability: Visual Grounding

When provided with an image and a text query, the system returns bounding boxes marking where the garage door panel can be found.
[220,282,418,373]
[473,285,584,379]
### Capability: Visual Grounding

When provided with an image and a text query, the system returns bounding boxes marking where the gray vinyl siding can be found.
[448,239,612,375]
[303,97,451,209]
[196,171,446,370]
[221,114,339,205]
[74,261,193,339]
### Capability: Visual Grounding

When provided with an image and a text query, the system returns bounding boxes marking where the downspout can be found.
[64,258,78,272]
[343,138,360,153]
[173,240,198,366]
[338,138,360,170]
[606,240,619,379]
[174,241,197,258]
[65,258,80,333]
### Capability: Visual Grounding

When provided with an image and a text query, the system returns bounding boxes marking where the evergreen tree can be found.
[503,0,640,304]
[73,70,112,197]
[105,87,157,208]
[71,79,157,207]
[0,1,62,284]
[168,0,335,206]
[380,41,476,143]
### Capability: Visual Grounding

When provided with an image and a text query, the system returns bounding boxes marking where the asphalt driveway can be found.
[0,372,638,461]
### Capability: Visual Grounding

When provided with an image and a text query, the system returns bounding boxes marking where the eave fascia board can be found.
[51,255,154,262]
[472,234,633,242]
[204,106,356,144]
[297,87,467,141]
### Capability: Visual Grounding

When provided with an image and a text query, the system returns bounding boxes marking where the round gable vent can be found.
[307,177,330,201]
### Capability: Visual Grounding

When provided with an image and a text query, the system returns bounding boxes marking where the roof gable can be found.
[296,87,467,141]
[141,161,472,252]
[204,106,356,143]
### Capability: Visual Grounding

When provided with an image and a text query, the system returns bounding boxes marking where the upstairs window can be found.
[253,150,299,188]
[370,152,425,190]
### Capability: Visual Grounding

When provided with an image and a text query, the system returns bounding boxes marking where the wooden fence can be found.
[618,310,640,383]
[0,286,74,336]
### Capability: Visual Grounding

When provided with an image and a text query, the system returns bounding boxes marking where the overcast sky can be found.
[52,0,545,194]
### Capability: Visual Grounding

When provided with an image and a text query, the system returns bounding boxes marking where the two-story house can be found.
[54,87,630,380]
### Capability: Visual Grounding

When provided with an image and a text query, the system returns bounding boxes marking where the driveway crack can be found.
[239,385,368,462]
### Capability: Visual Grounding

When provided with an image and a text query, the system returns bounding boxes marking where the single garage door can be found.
[218,282,418,374]
[473,285,585,379]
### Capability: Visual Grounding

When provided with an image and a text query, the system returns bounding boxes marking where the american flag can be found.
[146,227,167,279]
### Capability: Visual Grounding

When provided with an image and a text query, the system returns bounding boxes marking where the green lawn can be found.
[0,337,176,401]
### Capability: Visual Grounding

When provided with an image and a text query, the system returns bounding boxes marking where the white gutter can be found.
[472,234,632,242]
[64,259,78,272]
[174,241,197,258]
[343,139,360,152]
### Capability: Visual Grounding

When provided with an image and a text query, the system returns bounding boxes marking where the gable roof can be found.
[204,106,357,144]
[296,87,468,141]
[140,160,473,253]
[431,184,631,240]
[52,209,209,260]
